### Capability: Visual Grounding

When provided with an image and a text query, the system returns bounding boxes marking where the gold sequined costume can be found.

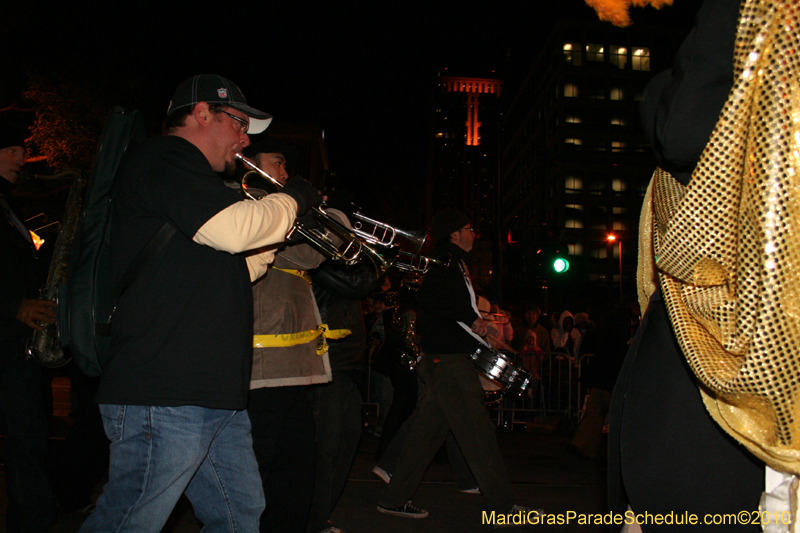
[606,0,764,527]
[638,0,800,477]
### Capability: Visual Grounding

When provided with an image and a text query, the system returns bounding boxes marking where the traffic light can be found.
[552,256,570,273]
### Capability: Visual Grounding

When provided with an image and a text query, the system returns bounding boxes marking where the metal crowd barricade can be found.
[489,351,582,429]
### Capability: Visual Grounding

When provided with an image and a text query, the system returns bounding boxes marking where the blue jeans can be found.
[80,405,264,533]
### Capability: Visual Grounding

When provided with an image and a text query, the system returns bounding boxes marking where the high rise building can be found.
[499,19,685,306]
[425,73,503,290]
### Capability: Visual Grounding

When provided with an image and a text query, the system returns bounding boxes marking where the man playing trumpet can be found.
[240,134,350,533]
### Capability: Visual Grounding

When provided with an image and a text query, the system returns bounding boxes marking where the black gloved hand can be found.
[282,176,323,215]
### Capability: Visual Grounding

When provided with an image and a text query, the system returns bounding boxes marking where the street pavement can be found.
[4,377,610,532]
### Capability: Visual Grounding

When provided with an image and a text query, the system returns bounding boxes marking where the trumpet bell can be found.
[350,212,428,251]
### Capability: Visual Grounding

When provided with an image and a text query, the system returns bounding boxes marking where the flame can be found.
[30,230,44,251]
[584,0,673,27]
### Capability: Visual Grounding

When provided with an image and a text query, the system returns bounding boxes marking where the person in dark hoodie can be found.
[376,208,540,521]
[0,121,56,532]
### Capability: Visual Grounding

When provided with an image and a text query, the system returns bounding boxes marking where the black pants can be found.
[248,386,316,533]
[378,353,514,512]
[306,371,363,533]
[608,292,763,532]
[0,340,55,532]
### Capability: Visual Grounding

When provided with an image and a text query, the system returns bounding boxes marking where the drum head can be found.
[478,373,502,391]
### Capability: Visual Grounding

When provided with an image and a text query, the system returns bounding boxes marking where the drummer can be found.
[377,208,541,521]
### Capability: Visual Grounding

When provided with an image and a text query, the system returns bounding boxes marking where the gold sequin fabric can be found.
[641,0,800,475]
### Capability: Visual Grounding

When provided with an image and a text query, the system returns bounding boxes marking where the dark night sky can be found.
[2,0,703,221]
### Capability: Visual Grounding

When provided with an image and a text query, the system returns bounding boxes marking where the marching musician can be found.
[376,208,541,520]
[0,120,56,532]
[241,134,351,533]
[307,255,380,533]
[84,74,322,532]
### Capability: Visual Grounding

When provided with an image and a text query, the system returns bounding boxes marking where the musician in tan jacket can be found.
[242,135,350,533]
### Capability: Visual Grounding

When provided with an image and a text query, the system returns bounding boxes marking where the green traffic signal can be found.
[553,257,570,273]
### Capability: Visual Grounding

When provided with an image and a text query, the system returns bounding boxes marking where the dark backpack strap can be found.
[118,222,176,297]
[95,222,176,337]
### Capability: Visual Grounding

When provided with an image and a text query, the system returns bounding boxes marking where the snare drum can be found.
[479,374,504,406]
[470,346,531,396]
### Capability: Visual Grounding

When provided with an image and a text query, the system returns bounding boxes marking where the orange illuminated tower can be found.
[425,72,503,289]
[438,77,502,147]
[423,73,503,290]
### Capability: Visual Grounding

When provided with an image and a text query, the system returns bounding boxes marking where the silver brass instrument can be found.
[27,169,87,368]
[350,211,426,249]
[350,211,449,274]
[236,154,394,277]
[394,250,450,274]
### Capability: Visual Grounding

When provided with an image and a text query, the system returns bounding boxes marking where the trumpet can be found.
[236,154,394,277]
[350,210,450,274]
[394,250,450,274]
[350,211,427,250]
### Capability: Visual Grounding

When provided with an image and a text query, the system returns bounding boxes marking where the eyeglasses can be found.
[462,226,475,233]
[211,106,249,134]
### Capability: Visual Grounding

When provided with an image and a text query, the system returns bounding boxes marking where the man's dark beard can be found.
[223,160,236,177]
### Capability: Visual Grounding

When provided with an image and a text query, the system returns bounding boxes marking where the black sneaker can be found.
[377,501,429,518]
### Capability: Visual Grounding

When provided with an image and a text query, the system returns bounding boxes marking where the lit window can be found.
[564,83,579,98]
[632,48,650,71]
[565,138,583,148]
[586,43,604,62]
[565,116,582,124]
[565,219,584,229]
[435,133,444,138]
[610,46,627,69]
[563,42,581,65]
[612,177,628,192]
[591,247,608,259]
[610,87,625,100]
[568,243,584,255]
[565,176,583,193]
[612,207,627,214]
[612,220,627,230]
[611,141,627,152]
[565,204,584,211]
[611,117,626,126]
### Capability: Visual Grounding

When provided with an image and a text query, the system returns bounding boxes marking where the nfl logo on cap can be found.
[218,88,228,98]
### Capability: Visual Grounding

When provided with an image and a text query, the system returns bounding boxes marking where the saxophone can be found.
[26,170,86,368]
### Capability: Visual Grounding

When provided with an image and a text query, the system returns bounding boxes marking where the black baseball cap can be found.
[167,74,272,134]
[244,134,299,168]
[430,208,471,240]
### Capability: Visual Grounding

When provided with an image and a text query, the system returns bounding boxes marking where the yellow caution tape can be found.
[272,267,312,285]
[253,324,351,356]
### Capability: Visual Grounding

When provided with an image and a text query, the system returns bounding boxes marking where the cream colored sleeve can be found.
[245,249,277,281]
[193,193,297,253]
